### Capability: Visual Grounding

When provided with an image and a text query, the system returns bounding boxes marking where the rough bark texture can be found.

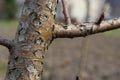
[2,0,120,80]
[5,0,57,80]
[53,18,120,38]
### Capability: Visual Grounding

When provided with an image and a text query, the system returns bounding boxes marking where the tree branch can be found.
[61,0,71,24]
[53,18,120,38]
[0,36,14,49]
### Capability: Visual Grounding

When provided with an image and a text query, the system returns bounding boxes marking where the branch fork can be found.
[54,1,120,39]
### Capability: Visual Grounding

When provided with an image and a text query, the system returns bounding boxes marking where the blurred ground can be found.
[0,21,120,80]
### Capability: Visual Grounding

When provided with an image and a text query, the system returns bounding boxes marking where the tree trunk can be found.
[2,0,120,80]
[5,0,57,80]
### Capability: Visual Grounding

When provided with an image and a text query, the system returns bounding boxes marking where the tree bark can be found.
[53,18,120,38]
[5,0,57,80]
[2,0,120,80]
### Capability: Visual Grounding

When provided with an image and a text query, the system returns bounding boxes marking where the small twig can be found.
[79,37,88,80]
[85,0,90,21]
[79,1,89,79]
[0,36,14,49]
[95,12,105,25]
[61,0,71,25]
[76,76,80,80]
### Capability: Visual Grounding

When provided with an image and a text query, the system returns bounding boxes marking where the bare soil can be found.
[0,26,120,80]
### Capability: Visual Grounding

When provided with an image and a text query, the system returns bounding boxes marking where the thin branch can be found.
[0,36,14,49]
[79,37,88,80]
[61,0,71,25]
[53,18,120,38]
[76,76,80,80]
[95,12,105,25]
[79,1,89,80]
[85,0,90,21]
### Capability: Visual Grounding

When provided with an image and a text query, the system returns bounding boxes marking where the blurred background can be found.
[0,0,120,80]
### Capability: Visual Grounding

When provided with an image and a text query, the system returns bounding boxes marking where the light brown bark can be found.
[53,18,120,38]
[0,0,120,80]
[5,0,57,80]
